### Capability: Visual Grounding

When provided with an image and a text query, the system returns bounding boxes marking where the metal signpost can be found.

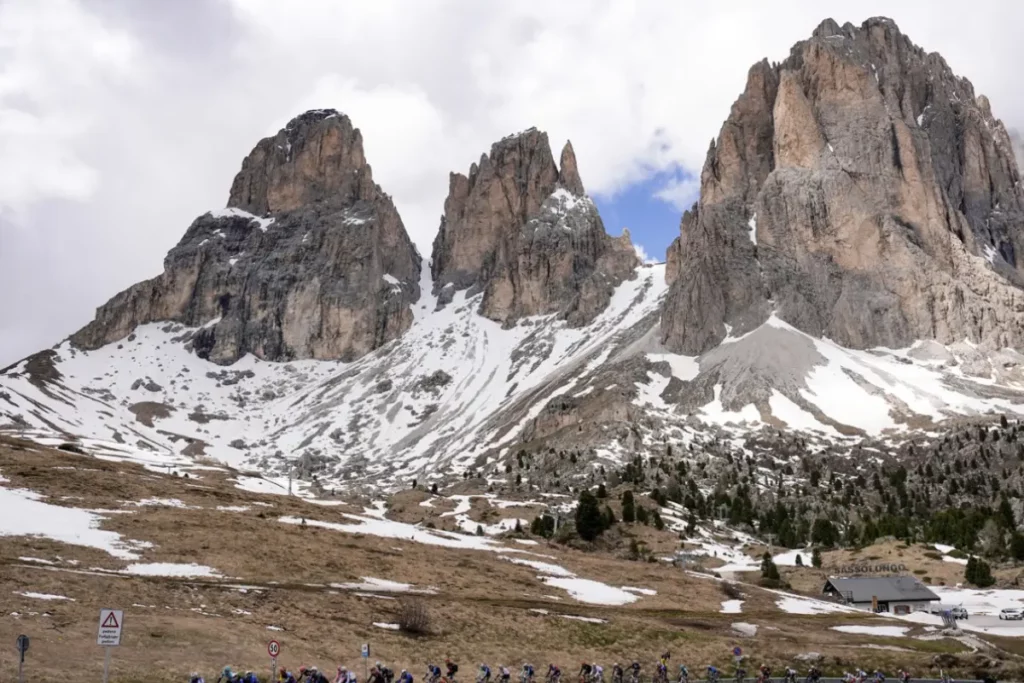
[16,634,29,683]
[361,643,370,683]
[269,640,281,683]
[97,609,124,683]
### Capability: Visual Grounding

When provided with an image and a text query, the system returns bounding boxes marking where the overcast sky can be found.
[2,0,1024,366]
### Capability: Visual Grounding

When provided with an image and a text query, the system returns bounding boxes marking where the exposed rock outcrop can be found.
[72,109,421,364]
[431,128,638,326]
[662,17,1024,355]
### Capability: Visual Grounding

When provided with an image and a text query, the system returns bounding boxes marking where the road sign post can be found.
[269,640,281,683]
[16,634,29,683]
[361,644,370,683]
[97,609,124,683]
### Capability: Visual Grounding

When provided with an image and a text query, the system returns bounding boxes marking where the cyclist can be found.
[783,667,797,683]
[706,667,719,683]
[244,673,259,683]
[579,663,593,683]
[381,666,394,683]
[521,665,535,683]
[191,674,205,683]
[547,664,562,683]
[218,667,237,683]
[592,664,604,683]
[399,671,414,683]
[446,661,460,683]
[733,668,746,683]
[426,666,442,683]
[805,667,821,683]
[479,665,492,683]
[655,661,667,683]
[757,665,771,683]
[280,669,298,683]
[497,666,511,683]
[629,662,641,683]
[897,672,910,683]
[677,666,688,683]
[873,671,886,683]
[611,664,624,683]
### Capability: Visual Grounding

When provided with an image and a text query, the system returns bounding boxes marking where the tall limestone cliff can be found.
[72,109,421,364]
[662,17,1024,355]
[431,128,638,326]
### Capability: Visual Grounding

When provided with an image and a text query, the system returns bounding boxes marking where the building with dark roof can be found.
[822,576,940,614]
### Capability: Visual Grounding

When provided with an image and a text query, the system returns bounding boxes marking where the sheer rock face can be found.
[662,17,1024,355]
[72,109,421,364]
[430,128,638,326]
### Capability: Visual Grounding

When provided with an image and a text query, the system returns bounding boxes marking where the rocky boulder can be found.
[72,109,421,364]
[431,128,637,326]
[662,17,1024,355]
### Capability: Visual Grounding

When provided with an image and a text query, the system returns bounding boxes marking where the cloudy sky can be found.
[2,0,1023,366]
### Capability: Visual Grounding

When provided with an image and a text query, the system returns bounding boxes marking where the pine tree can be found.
[652,510,665,531]
[795,553,803,567]
[621,490,636,523]
[811,547,822,568]
[1011,532,1024,561]
[760,552,780,582]
[602,505,617,530]
[514,519,523,534]
[636,504,650,525]
[430,483,438,495]
[575,490,604,541]
[476,524,484,536]
[596,483,607,499]
[628,538,641,561]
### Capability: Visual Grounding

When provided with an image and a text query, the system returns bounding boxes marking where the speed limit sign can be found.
[268,640,280,658]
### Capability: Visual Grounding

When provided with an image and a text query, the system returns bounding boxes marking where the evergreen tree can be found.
[530,514,555,538]
[636,504,650,525]
[795,553,803,567]
[430,483,438,495]
[1011,532,1024,562]
[652,509,665,531]
[965,555,996,587]
[575,490,604,541]
[760,552,780,581]
[596,482,608,499]
[476,524,484,536]
[621,490,636,523]
[602,505,617,530]
[514,519,523,534]
[628,538,641,561]
[811,547,822,568]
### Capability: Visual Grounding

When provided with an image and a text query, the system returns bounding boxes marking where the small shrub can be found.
[397,598,430,635]
[913,569,928,575]
[923,551,943,561]
[58,442,85,454]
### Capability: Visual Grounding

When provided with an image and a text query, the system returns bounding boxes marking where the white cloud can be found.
[633,242,658,265]
[4,0,1024,364]
[653,175,702,212]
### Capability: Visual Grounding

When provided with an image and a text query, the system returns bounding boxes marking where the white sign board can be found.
[361,644,369,658]
[97,609,124,647]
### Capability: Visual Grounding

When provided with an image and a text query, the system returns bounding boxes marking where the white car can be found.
[998,608,1023,620]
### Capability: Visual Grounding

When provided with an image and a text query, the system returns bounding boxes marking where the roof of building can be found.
[824,576,940,603]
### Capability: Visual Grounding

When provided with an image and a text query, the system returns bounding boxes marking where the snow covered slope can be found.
[3,262,1023,492]
[0,265,666,489]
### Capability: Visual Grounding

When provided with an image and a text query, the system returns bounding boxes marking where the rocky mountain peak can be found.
[662,17,1024,356]
[431,129,637,326]
[71,110,421,364]
[558,141,585,196]
[227,108,376,216]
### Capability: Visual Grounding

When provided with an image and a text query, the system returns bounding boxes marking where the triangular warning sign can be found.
[101,612,120,628]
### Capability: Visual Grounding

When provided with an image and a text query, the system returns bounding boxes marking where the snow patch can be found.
[833,625,909,637]
[720,599,744,614]
[122,563,220,578]
[14,591,74,601]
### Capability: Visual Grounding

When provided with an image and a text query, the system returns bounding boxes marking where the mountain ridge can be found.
[2,16,1024,494]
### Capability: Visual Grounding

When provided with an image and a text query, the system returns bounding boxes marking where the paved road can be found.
[956,613,1024,635]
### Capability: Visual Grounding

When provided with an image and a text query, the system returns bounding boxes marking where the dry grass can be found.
[0,437,1021,683]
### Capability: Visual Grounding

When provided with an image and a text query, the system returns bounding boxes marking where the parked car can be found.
[950,606,969,620]
[998,608,1023,620]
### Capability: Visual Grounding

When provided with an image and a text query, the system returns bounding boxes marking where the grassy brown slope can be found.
[0,438,1019,683]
